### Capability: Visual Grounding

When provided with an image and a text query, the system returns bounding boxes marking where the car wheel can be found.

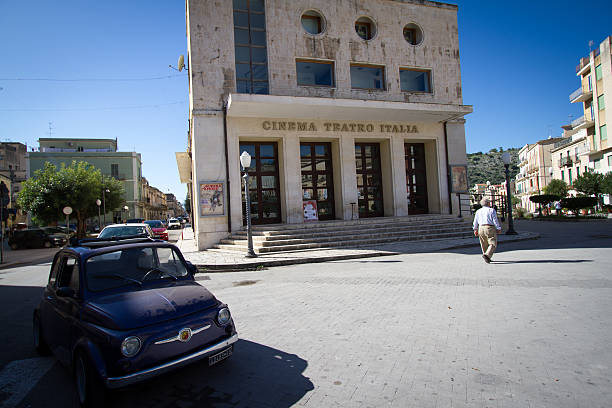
[33,313,50,355]
[43,241,52,248]
[74,352,106,408]
[10,243,18,250]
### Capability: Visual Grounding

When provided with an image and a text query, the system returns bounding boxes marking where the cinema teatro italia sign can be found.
[262,121,419,134]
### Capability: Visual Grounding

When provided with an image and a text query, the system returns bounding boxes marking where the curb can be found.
[193,232,540,272]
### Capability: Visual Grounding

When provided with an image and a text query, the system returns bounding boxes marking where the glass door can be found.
[300,143,335,220]
[239,142,281,225]
[404,143,428,214]
[355,143,384,217]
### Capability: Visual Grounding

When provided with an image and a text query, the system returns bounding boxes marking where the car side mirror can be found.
[185,261,197,275]
[56,287,76,298]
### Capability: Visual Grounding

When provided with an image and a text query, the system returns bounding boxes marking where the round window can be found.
[301,10,326,35]
[354,16,376,41]
[403,23,423,46]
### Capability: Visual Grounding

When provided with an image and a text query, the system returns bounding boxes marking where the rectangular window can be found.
[576,166,580,176]
[561,170,564,181]
[595,64,602,81]
[233,0,268,95]
[598,94,605,110]
[296,60,334,87]
[111,164,119,178]
[594,159,601,169]
[608,156,612,166]
[588,75,592,91]
[350,64,384,90]
[568,168,572,185]
[400,68,432,93]
[601,124,608,141]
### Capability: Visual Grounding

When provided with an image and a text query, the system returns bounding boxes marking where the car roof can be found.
[64,238,177,258]
[102,223,148,228]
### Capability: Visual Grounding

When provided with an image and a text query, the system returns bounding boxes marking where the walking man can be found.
[473,198,502,263]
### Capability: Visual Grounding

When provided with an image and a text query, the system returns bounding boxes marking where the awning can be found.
[175,152,192,183]
[226,93,472,123]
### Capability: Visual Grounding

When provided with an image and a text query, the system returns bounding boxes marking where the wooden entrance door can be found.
[300,143,335,220]
[405,143,428,214]
[239,142,281,225]
[355,143,384,218]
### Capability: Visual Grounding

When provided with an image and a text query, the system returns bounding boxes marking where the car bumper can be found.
[105,334,238,389]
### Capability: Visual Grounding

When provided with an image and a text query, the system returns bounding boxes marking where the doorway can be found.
[300,142,335,220]
[355,143,384,218]
[404,143,428,214]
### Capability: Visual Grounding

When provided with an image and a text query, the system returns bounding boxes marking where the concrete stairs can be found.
[211,215,473,254]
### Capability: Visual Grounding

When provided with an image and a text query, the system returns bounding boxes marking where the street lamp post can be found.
[102,188,110,226]
[123,205,129,223]
[502,152,517,235]
[240,151,257,258]
[96,199,101,229]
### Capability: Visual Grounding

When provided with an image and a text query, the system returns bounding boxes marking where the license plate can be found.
[208,347,232,366]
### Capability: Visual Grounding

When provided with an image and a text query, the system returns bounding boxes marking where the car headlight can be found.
[217,308,231,325]
[121,336,142,357]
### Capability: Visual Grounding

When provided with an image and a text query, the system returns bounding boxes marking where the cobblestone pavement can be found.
[6,220,612,407]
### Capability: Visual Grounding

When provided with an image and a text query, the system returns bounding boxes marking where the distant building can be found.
[570,35,611,175]
[165,193,185,219]
[550,125,590,192]
[142,177,167,220]
[515,138,562,213]
[0,142,28,225]
[27,138,144,223]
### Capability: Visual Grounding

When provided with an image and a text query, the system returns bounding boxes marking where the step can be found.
[214,231,473,253]
[230,221,470,242]
[221,225,472,247]
[235,218,470,238]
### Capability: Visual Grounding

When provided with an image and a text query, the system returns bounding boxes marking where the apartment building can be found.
[0,142,28,225]
[142,177,168,220]
[571,36,612,174]
[515,138,561,213]
[550,125,590,190]
[180,0,473,249]
[27,138,145,223]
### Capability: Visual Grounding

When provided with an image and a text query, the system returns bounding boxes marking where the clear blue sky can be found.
[1,1,611,202]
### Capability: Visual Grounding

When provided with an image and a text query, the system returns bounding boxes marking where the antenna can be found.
[589,40,594,53]
[47,122,54,137]
[169,55,187,72]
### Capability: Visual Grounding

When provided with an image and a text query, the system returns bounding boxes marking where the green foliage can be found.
[602,172,612,196]
[543,179,569,198]
[467,148,520,186]
[529,194,560,205]
[560,196,598,212]
[18,161,124,236]
[184,197,191,214]
[573,171,605,197]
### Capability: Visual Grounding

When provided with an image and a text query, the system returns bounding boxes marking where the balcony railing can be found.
[571,115,585,128]
[559,156,573,167]
[569,87,593,103]
[576,57,590,74]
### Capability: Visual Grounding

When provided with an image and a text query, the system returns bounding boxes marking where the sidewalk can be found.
[177,227,539,270]
[0,245,59,270]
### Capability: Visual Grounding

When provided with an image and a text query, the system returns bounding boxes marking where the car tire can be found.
[43,241,52,248]
[74,352,106,408]
[33,313,51,356]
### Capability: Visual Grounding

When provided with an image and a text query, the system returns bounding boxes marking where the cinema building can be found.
[180,0,473,250]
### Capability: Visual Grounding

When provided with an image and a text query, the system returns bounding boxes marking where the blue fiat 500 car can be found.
[33,237,237,407]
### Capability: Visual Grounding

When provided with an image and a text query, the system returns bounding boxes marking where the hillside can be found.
[467,148,520,186]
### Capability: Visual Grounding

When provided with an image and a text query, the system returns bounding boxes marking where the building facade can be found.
[571,36,612,175]
[165,193,185,219]
[27,138,145,223]
[182,0,472,249]
[0,142,28,225]
[550,126,591,191]
[142,177,168,220]
[515,138,561,213]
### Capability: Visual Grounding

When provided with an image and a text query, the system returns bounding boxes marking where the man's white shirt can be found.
[472,206,502,231]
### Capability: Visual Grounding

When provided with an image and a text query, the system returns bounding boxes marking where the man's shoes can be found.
[482,254,491,264]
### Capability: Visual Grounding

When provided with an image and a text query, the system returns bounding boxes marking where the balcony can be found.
[570,87,593,103]
[559,156,573,167]
[576,57,591,75]
[571,115,595,131]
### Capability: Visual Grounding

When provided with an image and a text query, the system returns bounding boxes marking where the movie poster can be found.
[450,165,468,193]
[303,200,318,222]
[200,182,225,216]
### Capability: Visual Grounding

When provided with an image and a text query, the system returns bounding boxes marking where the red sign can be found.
[303,200,318,222]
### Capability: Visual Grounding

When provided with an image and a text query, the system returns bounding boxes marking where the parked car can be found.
[97,223,153,239]
[167,218,181,230]
[33,237,237,406]
[8,228,68,250]
[143,220,168,240]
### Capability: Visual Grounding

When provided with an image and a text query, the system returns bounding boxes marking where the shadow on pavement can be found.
[491,259,592,264]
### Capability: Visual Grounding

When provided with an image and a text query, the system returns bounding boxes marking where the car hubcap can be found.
[76,357,87,403]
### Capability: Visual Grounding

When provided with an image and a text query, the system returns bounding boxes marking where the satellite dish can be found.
[178,55,185,72]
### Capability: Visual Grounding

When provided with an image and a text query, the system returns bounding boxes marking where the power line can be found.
[0,100,188,112]
[0,74,187,82]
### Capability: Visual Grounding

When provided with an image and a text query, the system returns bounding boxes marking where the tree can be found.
[18,161,124,237]
[602,172,612,196]
[184,196,191,215]
[560,196,598,214]
[543,179,569,198]
[573,171,605,208]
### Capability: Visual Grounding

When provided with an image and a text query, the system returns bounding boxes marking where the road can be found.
[0,220,611,407]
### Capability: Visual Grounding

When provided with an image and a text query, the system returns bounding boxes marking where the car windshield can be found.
[86,246,189,291]
[144,220,164,228]
[43,227,65,234]
[98,226,148,239]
